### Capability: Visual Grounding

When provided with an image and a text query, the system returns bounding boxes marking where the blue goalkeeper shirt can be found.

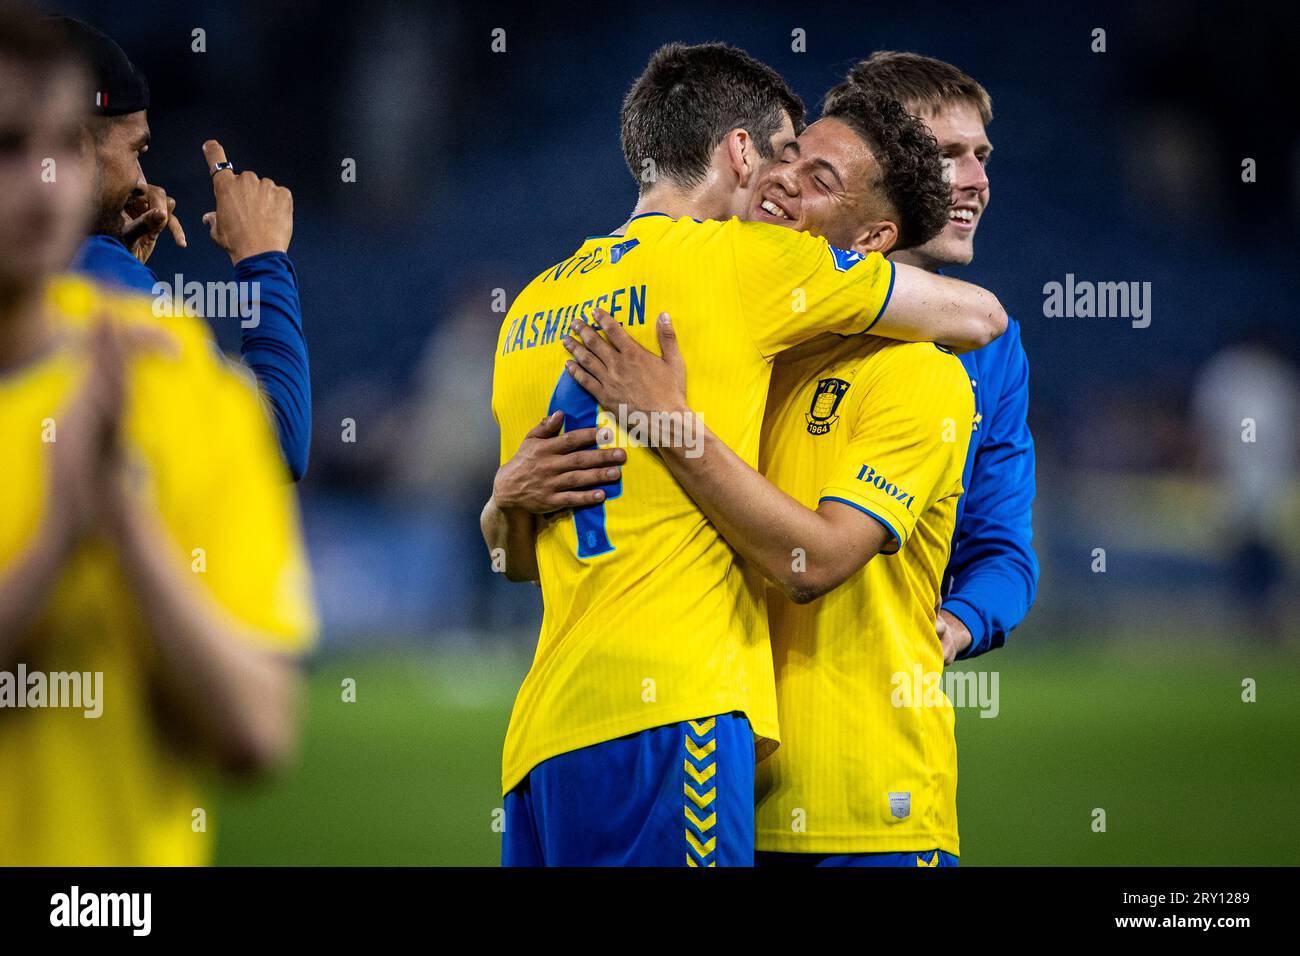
[71,235,312,481]
[945,316,1039,658]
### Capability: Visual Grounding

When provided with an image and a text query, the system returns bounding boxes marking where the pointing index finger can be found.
[202,139,234,185]
[166,205,187,248]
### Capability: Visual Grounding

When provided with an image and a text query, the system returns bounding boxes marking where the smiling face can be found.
[87,109,150,240]
[908,100,991,268]
[721,109,799,220]
[745,116,896,253]
[0,54,93,291]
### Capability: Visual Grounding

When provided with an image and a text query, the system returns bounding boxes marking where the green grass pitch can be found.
[213,640,1300,866]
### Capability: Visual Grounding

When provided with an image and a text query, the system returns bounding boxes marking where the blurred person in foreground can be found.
[50,15,312,481]
[0,8,317,866]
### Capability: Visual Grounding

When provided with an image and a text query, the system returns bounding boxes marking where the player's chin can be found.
[94,205,131,240]
[935,229,976,266]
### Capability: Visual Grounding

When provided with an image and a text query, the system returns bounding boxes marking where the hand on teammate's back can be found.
[563,308,688,421]
[201,140,293,265]
[493,412,624,514]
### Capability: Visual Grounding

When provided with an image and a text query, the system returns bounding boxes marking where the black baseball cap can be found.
[45,15,148,116]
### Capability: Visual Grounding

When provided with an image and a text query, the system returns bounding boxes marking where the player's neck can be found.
[890,247,942,273]
[0,280,56,374]
[623,186,720,231]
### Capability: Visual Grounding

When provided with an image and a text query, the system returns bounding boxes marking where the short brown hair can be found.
[621,42,805,191]
[824,51,992,125]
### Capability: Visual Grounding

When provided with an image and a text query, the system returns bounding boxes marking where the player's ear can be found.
[724,128,756,187]
[853,220,898,256]
[79,117,101,157]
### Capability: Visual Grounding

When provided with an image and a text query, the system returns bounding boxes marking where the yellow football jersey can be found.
[754,334,973,855]
[492,212,897,793]
[0,275,317,866]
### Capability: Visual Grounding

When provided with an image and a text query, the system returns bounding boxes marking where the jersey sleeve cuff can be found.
[863,259,896,334]
[818,495,906,554]
[941,596,989,658]
[233,250,294,271]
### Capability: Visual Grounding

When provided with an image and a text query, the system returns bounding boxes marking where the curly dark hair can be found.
[821,88,950,250]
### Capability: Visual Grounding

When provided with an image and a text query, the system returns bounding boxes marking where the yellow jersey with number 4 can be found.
[491,212,897,794]
[0,275,317,866]
[754,333,972,855]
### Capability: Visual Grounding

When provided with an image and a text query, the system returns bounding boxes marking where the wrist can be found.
[491,476,522,514]
[231,244,288,266]
[37,504,82,570]
[97,456,153,550]
[663,408,706,463]
[939,601,982,657]
[232,249,288,270]
[98,475,140,551]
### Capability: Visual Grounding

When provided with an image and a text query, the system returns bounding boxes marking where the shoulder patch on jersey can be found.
[609,238,640,264]
[828,245,866,273]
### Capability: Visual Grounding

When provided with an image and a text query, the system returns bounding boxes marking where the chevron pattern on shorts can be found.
[684,717,718,866]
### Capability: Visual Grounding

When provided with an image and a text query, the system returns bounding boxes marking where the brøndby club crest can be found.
[806,377,851,435]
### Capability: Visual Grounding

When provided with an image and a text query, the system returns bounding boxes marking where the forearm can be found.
[0,520,74,671]
[481,495,540,583]
[108,492,302,774]
[661,426,845,602]
[235,252,311,481]
[946,328,1038,657]
[944,488,1038,658]
[874,263,1007,352]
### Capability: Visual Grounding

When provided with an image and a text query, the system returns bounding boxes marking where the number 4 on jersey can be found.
[548,370,622,558]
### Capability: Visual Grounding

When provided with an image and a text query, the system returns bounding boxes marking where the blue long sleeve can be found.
[945,319,1040,658]
[72,236,311,481]
[71,234,159,294]
[233,251,311,481]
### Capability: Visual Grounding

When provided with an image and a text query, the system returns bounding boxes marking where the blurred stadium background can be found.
[45,0,1299,864]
